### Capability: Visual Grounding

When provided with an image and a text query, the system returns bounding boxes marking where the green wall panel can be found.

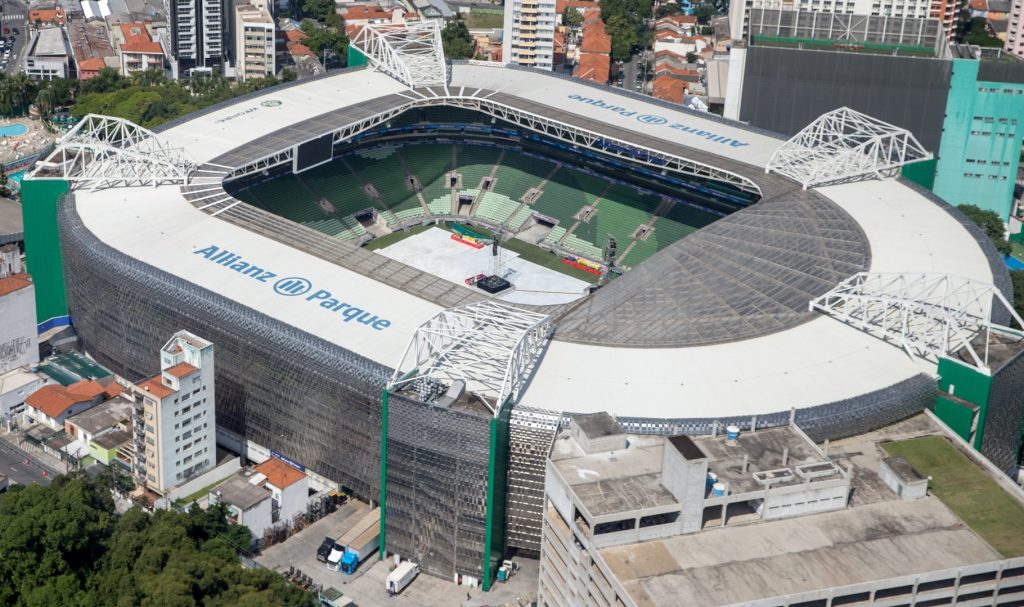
[901,158,936,190]
[936,356,991,449]
[21,178,70,326]
[347,46,368,68]
[934,395,976,442]
[482,399,511,591]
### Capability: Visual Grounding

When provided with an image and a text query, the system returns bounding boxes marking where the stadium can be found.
[20,23,1024,589]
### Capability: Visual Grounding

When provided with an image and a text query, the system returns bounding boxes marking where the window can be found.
[193,376,200,385]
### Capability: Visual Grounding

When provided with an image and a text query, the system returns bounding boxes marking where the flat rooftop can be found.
[601,498,1000,606]
[584,415,1020,606]
[694,426,834,495]
[215,475,271,510]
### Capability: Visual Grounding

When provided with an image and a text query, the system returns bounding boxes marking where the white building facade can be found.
[233,3,275,81]
[134,331,217,494]
[503,0,557,70]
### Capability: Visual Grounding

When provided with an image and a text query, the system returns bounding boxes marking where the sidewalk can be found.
[0,427,68,477]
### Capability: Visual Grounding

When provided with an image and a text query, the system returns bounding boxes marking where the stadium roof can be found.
[64,63,999,420]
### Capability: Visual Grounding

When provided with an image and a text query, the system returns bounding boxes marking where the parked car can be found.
[316,536,336,563]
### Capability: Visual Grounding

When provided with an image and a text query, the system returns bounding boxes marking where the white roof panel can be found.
[448,63,783,168]
[75,186,443,368]
[159,70,409,165]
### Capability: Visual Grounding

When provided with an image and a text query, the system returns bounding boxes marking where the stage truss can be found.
[350,22,448,88]
[810,272,1024,372]
[766,107,931,189]
[388,301,553,415]
[28,114,196,189]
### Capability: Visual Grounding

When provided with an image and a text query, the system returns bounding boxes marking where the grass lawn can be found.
[174,476,232,507]
[883,435,1024,557]
[464,9,504,29]
[1011,241,1024,261]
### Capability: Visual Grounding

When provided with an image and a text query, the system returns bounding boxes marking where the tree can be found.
[1010,270,1024,326]
[958,203,1011,255]
[441,17,474,60]
[694,2,717,23]
[606,13,639,62]
[302,0,336,23]
[563,6,583,28]
[0,473,314,607]
[963,17,1003,47]
[300,19,348,58]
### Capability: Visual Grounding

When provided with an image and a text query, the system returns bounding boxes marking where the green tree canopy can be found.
[302,0,337,23]
[563,6,584,28]
[694,2,717,23]
[606,13,640,62]
[958,203,1011,255]
[0,474,312,607]
[442,17,474,60]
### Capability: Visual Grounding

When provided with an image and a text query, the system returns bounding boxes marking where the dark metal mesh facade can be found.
[58,195,388,501]
[739,46,951,151]
[384,392,492,580]
[607,373,938,442]
[983,350,1024,476]
[506,406,560,554]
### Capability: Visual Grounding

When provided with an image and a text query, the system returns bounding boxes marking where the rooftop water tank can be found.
[726,425,740,440]
[712,482,726,497]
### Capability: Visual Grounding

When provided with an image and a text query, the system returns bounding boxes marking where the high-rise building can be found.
[728,0,960,42]
[165,0,224,74]
[502,0,557,69]
[132,331,217,494]
[233,3,275,81]
[1007,0,1024,58]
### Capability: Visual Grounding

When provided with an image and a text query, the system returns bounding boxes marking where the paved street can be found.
[257,499,539,607]
[0,433,59,486]
[0,0,26,75]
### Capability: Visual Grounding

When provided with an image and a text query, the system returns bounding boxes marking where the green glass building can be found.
[932,58,1024,221]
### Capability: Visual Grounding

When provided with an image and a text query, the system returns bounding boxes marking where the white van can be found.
[385,561,419,596]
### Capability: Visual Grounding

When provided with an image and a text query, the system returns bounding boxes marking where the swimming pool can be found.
[0,123,28,137]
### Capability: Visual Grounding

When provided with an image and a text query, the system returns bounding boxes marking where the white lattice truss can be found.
[766,107,931,189]
[351,21,448,88]
[810,273,1024,372]
[388,301,553,415]
[30,114,196,189]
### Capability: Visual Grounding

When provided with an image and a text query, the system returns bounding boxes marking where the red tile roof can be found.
[26,380,102,419]
[658,14,697,25]
[343,5,390,20]
[119,23,161,53]
[0,273,32,297]
[574,52,610,83]
[165,362,198,378]
[652,74,687,103]
[255,458,306,489]
[136,376,175,399]
[580,18,611,54]
[284,29,307,42]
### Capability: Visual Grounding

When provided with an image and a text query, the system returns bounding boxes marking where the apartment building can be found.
[165,0,223,74]
[503,0,558,70]
[133,331,217,494]
[112,23,165,76]
[233,3,275,81]
[728,0,960,41]
[1007,0,1024,58]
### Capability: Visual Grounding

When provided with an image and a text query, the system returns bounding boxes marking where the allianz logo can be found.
[193,245,392,331]
[567,93,750,148]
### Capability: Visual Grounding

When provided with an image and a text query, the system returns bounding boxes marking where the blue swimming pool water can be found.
[0,123,28,137]
[7,170,23,185]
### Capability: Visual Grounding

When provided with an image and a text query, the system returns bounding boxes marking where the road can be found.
[0,436,58,486]
[0,0,27,75]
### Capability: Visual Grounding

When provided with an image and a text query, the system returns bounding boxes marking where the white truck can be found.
[336,507,380,574]
[386,561,420,596]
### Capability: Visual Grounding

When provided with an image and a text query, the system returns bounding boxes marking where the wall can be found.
[278,476,309,522]
[236,497,273,539]
[0,283,38,375]
[59,197,387,503]
[933,58,1024,221]
[736,46,950,151]
[383,390,492,582]
[20,178,70,328]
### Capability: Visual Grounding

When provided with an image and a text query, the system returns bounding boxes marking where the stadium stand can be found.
[300,161,374,217]
[474,192,523,226]
[455,144,502,190]
[400,144,452,203]
[427,194,454,215]
[492,153,555,201]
